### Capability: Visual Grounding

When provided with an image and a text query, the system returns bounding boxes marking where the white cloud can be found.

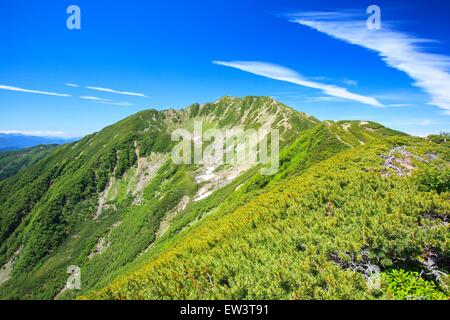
[80,96,112,102]
[309,76,329,81]
[386,103,415,108]
[343,79,358,87]
[80,95,132,106]
[97,101,133,107]
[86,86,148,98]
[0,85,70,97]
[383,119,450,127]
[213,60,382,107]
[290,12,450,114]
[379,119,450,136]
[65,83,80,87]
[305,96,346,103]
[374,92,425,101]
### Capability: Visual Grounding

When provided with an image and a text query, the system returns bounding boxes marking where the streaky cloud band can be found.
[213,60,382,107]
[0,85,71,97]
[86,86,148,98]
[80,95,132,106]
[289,11,450,114]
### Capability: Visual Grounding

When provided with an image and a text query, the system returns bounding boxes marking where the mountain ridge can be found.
[0,96,447,300]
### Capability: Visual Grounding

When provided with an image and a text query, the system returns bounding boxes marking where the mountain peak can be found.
[213,95,276,104]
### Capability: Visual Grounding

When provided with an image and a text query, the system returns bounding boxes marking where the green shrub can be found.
[384,269,447,300]
[415,167,450,194]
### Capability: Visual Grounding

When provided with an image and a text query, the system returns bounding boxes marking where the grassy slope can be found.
[86,136,449,300]
[1,97,441,300]
[0,97,318,299]
[0,145,57,180]
[74,123,407,299]
[60,123,353,299]
[325,120,407,147]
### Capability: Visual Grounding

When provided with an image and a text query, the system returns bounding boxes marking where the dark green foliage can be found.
[427,132,449,144]
[415,167,450,194]
[0,145,57,180]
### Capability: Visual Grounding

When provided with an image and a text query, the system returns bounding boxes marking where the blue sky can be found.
[1,0,449,137]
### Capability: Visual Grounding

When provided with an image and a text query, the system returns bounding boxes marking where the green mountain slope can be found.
[0,96,446,300]
[0,145,57,180]
[0,97,318,299]
[87,136,449,300]
[324,120,407,147]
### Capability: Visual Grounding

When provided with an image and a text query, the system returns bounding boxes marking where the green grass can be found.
[85,138,449,300]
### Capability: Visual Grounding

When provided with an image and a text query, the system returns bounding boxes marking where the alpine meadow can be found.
[0,97,448,300]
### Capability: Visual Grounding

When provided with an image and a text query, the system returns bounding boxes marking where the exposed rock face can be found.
[88,222,122,260]
[381,146,425,177]
[155,196,191,239]
[0,247,22,286]
[131,153,167,205]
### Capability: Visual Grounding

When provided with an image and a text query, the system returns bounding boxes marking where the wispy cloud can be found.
[65,83,80,87]
[374,92,426,101]
[343,79,358,87]
[97,101,133,107]
[305,96,346,103]
[80,95,132,106]
[80,96,112,102]
[213,60,382,107]
[0,85,70,97]
[383,119,450,127]
[386,103,415,108]
[289,11,450,114]
[86,86,148,98]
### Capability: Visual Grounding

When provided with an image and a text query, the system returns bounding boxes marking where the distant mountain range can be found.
[0,133,79,151]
